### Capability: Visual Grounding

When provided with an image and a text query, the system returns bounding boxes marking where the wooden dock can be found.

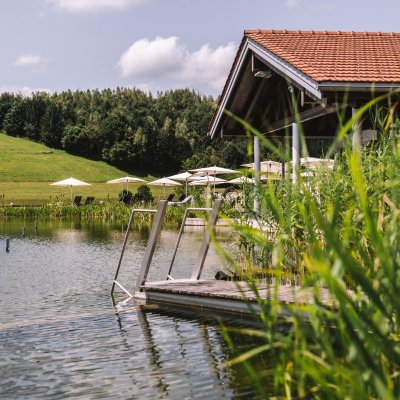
[141,279,335,315]
[112,200,337,316]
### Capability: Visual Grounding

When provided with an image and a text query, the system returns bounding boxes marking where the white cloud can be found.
[118,37,184,78]
[49,0,146,13]
[286,0,299,8]
[117,36,237,94]
[14,55,44,67]
[0,86,53,96]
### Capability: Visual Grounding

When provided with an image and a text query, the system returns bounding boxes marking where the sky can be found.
[1,0,400,97]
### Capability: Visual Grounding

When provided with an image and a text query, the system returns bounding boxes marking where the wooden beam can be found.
[221,127,336,139]
[244,77,269,122]
[266,105,337,133]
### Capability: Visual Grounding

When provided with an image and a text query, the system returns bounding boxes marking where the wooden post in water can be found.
[6,238,10,252]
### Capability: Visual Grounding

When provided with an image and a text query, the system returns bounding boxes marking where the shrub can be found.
[133,184,153,204]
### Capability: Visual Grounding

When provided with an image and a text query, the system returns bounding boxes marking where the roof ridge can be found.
[244,29,400,36]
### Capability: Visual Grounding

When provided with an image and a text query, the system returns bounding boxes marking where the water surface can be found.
[0,219,268,399]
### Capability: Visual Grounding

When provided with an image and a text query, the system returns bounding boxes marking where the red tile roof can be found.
[245,30,400,83]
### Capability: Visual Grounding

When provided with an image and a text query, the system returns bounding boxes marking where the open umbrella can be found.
[228,176,256,185]
[190,166,238,193]
[190,165,238,176]
[188,177,226,204]
[242,160,282,174]
[188,177,227,186]
[50,177,91,205]
[148,177,182,199]
[106,176,146,192]
[167,172,193,196]
[301,157,334,170]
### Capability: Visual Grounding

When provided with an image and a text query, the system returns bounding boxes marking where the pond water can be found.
[0,218,269,399]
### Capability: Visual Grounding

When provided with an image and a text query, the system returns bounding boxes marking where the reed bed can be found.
[218,100,400,398]
[0,202,211,225]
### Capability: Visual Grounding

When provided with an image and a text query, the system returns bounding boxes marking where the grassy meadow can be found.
[0,132,169,203]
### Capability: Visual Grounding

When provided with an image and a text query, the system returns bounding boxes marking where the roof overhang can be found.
[319,81,400,92]
[209,38,324,139]
[248,39,322,100]
[209,37,400,140]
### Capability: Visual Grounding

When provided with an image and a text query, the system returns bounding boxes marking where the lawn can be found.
[0,181,170,204]
[0,132,137,182]
[0,133,169,202]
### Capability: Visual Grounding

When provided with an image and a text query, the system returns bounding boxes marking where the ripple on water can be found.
[0,220,265,399]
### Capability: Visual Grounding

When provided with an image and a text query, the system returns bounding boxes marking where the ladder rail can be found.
[110,207,158,297]
[166,199,222,281]
[166,207,212,280]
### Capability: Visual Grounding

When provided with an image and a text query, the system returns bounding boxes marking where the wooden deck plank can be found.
[141,279,336,314]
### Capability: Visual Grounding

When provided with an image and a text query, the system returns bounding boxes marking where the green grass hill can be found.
[0,132,134,182]
[0,133,166,203]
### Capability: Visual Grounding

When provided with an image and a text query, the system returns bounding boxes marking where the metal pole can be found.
[135,200,168,290]
[191,199,222,280]
[253,136,261,213]
[111,207,157,297]
[166,207,213,280]
[352,107,362,149]
[111,207,139,296]
[292,122,300,183]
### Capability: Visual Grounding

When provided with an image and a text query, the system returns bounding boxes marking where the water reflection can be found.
[114,303,266,399]
[0,218,266,399]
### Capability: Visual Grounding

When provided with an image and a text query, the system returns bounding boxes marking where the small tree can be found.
[133,185,153,204]
[118,189,132,202]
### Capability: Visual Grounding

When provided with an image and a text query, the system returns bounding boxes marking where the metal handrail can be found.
[165,207,212,280]
[110,207,157,298]
[166,199,222,281]
[111,199,221,306]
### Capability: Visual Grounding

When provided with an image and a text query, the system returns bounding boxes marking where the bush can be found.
[133,185,153,204]
[118,189,132,202]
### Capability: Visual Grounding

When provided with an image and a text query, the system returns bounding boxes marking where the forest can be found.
[0,88,248,175]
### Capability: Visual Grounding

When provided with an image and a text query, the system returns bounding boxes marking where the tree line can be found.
[0,88,247,174]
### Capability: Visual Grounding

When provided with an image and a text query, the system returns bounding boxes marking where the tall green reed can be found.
[219,95,400,398]
[0,201,214,226]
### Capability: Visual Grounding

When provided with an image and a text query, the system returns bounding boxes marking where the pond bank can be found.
[0,203,215,225]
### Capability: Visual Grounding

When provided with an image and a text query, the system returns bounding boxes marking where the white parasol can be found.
[106,176,146,192]
[242,160,282,174]
[189,166,238,193]
[167,172,193,196]
[50,177,91,204]
[148,177,182,198]
[228,176,256,184]
[188,177,226,186]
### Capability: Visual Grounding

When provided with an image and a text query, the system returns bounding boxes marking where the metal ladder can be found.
[110,199,222,304]
[166,199,221,281]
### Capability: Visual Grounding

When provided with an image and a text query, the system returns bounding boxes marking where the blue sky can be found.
[1,0,400,97]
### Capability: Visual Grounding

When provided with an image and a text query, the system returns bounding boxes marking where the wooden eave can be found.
[209,37,399,140]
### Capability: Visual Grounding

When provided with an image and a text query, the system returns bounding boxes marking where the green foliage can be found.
[3,99,26,136]
[0,201,196,226]
[133,184,153,204]
[118,189,132,202]
[0,88,248,176]
[220,96,400,398]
